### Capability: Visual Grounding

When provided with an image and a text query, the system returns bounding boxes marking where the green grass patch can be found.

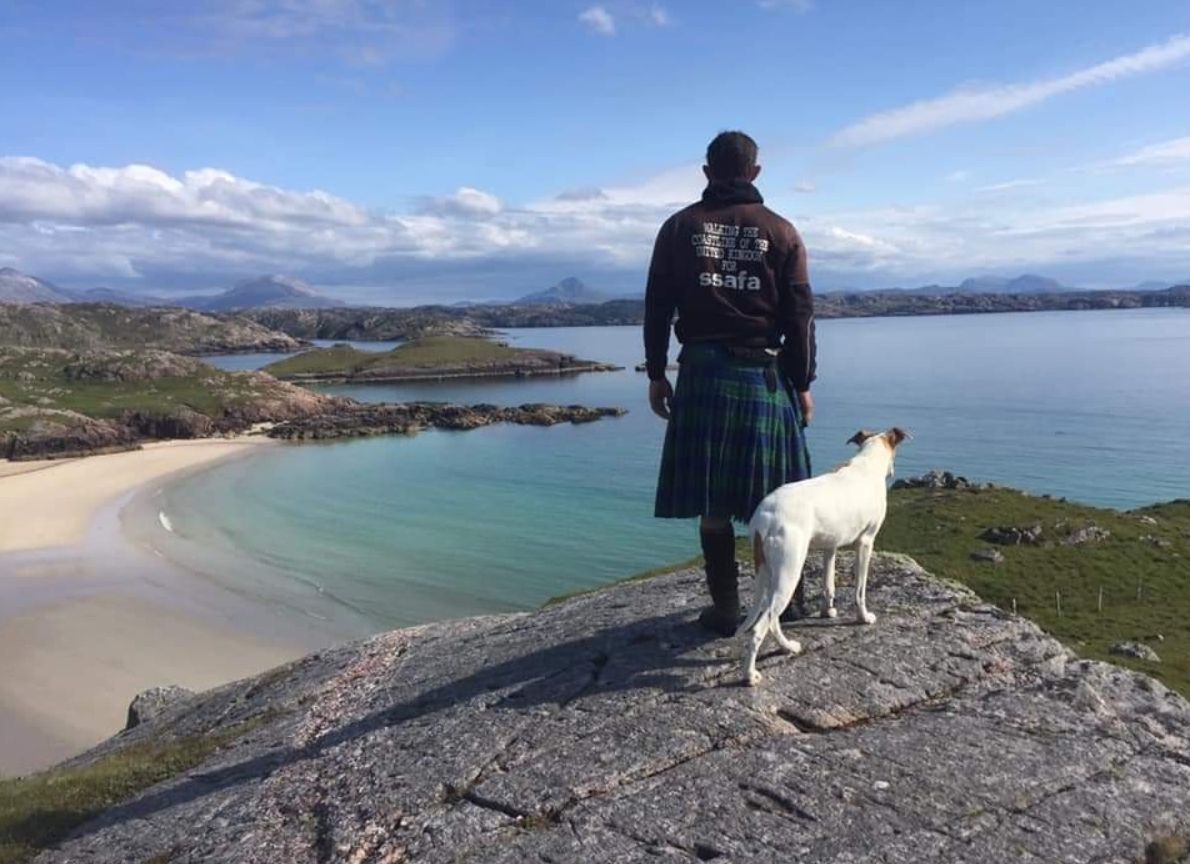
[0,718,267,864]
[880,486,1190,697]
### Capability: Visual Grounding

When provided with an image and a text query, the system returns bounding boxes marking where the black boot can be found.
[697,525,740,637]
[779,579,808,623]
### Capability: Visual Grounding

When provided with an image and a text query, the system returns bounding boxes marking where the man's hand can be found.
[649,378,674,420]
[798,390,814,426]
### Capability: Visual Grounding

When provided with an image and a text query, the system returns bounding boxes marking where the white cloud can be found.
[1104,135,1190,168]
[793,181,817,193]
[5,155,1190,294]
[421,187,503,218]
[975,179,1043,194]
[829,33,1190,148]
[578,6,616,36]
[649,5,671,27]
[174,0,455,66]
[945,170,969,183]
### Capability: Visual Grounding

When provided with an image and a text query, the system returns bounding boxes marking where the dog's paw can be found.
[821,605,838,619]
[744,667,763,687]
[857,610,877,625]
[782,638,802,656]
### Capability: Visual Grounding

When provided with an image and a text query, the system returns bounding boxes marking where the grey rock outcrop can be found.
[891,469,976,491]
[125,685,196,730]
[37,555,1190,863]
[1111,641,1161,663]
[980,524,1045,546]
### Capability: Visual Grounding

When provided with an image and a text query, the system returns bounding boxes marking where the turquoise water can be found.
[159,309,1190,630]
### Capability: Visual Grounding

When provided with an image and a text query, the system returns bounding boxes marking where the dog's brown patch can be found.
[846,429,878,446]
[883,427,909,449]
[752,531,765,573]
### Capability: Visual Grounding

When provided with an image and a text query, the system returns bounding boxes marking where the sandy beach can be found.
[0,438,352,777]
[0,438,272,553]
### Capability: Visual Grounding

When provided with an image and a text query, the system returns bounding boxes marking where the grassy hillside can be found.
[265,335,614,381]
[880,486,1188,696]
[0,347,339,458]
[0,303,301,355]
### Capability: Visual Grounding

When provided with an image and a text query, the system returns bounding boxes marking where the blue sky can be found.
[2,0,1190,302]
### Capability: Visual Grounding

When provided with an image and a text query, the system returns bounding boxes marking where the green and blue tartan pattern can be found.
[654,343,811,523]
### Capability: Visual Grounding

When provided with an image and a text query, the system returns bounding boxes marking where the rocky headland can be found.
[263,335,621,384]
[13,553,1190,863]
[0,345,626,459]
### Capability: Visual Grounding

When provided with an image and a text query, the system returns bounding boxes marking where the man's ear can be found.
[749,165,761,182]
[847,430,877,446]
[702,165,713,183]
[885,427,910,448]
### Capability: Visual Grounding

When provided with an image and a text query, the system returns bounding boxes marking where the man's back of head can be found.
[705,131,760,183]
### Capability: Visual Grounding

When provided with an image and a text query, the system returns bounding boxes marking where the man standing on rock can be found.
[645,130,816,636]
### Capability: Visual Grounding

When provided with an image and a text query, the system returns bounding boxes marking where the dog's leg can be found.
[766,534,807,660]
[741,531,770,687]
[854,535,877,625]
[821,546,838,619]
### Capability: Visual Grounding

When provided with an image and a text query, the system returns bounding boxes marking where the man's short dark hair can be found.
[706,131,758,180]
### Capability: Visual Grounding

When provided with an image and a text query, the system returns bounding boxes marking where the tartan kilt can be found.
[654,343,811,523]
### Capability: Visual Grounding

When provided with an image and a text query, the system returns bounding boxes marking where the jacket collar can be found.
[701,179,764,207]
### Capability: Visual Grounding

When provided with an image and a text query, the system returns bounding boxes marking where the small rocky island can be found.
[262,335,621,383]
[267,402,626,441]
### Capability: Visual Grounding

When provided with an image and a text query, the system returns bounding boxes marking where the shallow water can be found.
[159,309,1190,630]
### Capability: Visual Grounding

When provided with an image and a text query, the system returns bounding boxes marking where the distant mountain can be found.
[957,274,1076,294]
[188,275,345,311]
[0,268,75,304]
[513,277,613,306]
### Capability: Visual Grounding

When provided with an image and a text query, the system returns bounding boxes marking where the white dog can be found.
[738,427,909,686]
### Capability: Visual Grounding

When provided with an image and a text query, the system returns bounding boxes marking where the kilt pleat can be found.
[654,343,811,522]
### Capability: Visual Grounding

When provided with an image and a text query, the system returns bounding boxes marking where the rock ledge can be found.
[39,554,1190,863]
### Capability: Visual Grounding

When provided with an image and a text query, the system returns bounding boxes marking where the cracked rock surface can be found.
[38,554,1190,863]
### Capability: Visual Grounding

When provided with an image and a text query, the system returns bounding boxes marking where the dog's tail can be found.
[736,530,774,636]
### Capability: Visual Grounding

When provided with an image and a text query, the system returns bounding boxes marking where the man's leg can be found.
[698,515,740,637]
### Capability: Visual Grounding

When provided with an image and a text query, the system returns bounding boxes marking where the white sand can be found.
[0,436,335,777]
[0,593,303,776]
[0,438,270,553]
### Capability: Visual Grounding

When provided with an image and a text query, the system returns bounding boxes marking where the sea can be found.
[145,308,1190,633]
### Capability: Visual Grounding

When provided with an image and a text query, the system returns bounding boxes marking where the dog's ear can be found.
[885,427,910,448]
[847,429,877,446]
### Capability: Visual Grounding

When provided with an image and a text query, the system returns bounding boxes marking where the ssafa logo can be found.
[699,270,761,291]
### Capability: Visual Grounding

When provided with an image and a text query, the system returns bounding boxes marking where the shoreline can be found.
[0,437,365,777]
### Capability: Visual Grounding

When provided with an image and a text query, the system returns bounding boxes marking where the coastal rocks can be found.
[3,414,139,461]
[1111,641,1161,663]
[266,402,627,441]
[970,547,1005,564]
[980,524,1044,546]
[1059,523,1111,546]
[38,554,1190,864]
[892,469,977,491]
[122,407,216,439]
[125,686,196,730]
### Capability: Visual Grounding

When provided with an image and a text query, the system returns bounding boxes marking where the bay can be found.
[161,309,1190,630]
